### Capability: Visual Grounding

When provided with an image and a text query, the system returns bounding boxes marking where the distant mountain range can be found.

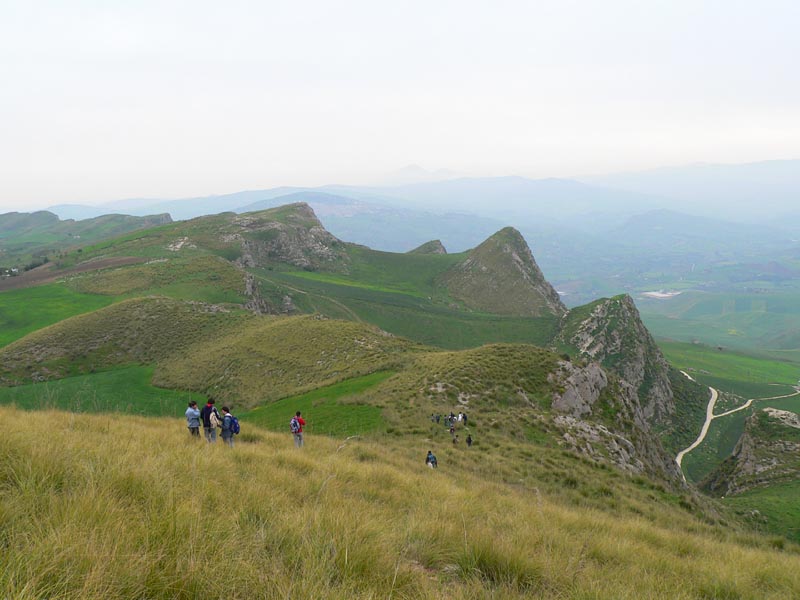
[26,159,800,304]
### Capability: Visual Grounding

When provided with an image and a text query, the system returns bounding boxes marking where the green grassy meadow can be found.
[0,284,115,347]
[724,480,800,543]
[257,270,558,349]
[0,366,205,417]
[243,371,394,436]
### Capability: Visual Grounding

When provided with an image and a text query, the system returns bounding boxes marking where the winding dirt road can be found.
[675,372,800,482]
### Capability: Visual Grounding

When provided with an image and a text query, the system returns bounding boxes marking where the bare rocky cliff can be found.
[556,294,675,428]
[550,360,683,482]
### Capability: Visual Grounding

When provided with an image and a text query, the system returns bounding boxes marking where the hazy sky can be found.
[1,0,798,210]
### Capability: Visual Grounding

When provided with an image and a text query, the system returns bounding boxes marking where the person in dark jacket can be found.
[221,406,235,447]
[426,450,437,468]
[199,398,221,443]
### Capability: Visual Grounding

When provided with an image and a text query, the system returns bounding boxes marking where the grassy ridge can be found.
[0,297,252,385]
[3,407,800,599]
[155,315,419,407]
[65,255,245,304]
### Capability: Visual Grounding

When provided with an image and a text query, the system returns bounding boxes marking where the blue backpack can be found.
[229,416,240,435]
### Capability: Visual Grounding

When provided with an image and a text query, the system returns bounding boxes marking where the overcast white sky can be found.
[1,0,798,210]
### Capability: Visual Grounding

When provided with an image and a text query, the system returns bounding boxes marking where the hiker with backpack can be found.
[221,406,240,447]
[185,400,201,437]
[200,398,222,443]
[290,411,306,447]
[426,450,437,469]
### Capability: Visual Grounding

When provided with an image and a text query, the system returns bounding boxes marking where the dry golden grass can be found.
[3,407,800,599]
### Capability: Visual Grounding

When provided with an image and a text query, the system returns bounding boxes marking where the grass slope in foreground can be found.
[3,407,800,599]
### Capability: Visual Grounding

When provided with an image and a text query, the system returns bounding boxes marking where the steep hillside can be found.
[438,227,566,318]
[558,295,677,426]
[704,408,800,497]
[5,407,800,599]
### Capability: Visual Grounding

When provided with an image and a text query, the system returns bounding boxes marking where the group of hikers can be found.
[184,398,241,446]
[185,398,305,449]
[425,408,475,468]
[183,398,472,469]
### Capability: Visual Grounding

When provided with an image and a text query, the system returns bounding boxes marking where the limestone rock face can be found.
[234,203,348,272]
[551,362,608,418]
[556,294,675,428]
[439,227,566,318]
[550,360,682,482]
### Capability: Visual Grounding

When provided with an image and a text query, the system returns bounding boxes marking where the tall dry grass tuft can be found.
[3,406,800,598]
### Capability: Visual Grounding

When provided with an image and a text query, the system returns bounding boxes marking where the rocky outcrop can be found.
[704,408,800,496]
[551,362,608,418]
[438,227,566,318]
[556,294,675,428]
[233,203,348,272]
[550,360,682,482]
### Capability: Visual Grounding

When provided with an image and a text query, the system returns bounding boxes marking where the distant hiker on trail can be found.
[290,411,306,448]
[435,414,441,424]
[462,413,468,427]
[426,450,437,468]
[200,398,222,443]
[466,434,473,447]
[185,401,201,437]
[221,406,236,447]
[452,435,459,445]
[449,424,455,436]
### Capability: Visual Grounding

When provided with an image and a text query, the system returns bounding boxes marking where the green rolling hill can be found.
[3,201,800,596]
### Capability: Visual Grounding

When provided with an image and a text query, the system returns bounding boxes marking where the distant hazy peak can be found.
[407,240,447,254]
[439,226,567,318]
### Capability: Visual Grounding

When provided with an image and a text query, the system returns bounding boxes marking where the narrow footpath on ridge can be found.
[675,370,800,482]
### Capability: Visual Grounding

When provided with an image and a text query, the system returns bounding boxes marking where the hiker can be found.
[452,435,459,445]
[221,406,236,447]
[291,411,306,448]
[426,450,437,468]
[466,434,473,447]
[185,401,201,437]
[435,414,441,424]
[449,424,455,436]
[200,398,222,443]
[430,413,436,423]
[462,413,468,427]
